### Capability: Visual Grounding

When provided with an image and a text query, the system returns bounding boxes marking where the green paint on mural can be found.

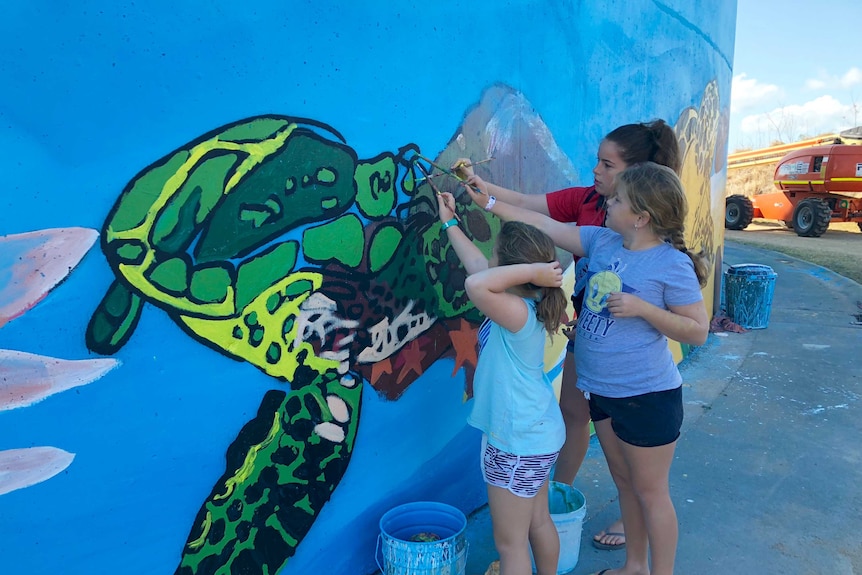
[110,150,191,233]
[194,132,357,262]
[354,154,397,218]
[283,279,314,299]
[189,266,232,304]
[147,257,189,295]
[115,242,144,264]
[368,224,403,273]
[217,117,291,143]
[235,242,298,311]
[301,214,364,268]
[153,154,240,254]
[86,281,143,354]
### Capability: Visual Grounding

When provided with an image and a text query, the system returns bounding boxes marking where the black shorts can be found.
[588,387,683,447]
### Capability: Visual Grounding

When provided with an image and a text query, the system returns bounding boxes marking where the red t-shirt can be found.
[544,185,605,226]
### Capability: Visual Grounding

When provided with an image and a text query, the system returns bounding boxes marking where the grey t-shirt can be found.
[575,226,703,398]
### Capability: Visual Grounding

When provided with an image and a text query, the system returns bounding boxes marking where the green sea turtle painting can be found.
[85,114,498,574]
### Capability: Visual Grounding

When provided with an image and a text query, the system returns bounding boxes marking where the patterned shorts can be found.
[480,436,559,498]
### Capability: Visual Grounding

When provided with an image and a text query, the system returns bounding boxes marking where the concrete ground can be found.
[462,241,862,575]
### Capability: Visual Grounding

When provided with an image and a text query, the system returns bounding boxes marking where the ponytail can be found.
[648,120,682,175]
[535,286,567,337]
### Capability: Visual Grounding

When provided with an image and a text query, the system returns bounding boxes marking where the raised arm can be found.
[465,262,563,333]
[435,192,488,275]
[452,158,551,215]
[461,175,586,258]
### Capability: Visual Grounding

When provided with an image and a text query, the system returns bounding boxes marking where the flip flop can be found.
[592,531,626,551]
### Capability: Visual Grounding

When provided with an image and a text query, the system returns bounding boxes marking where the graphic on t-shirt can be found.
[584,270,622,313]
[578,260,633,342]
[577,270,619,342]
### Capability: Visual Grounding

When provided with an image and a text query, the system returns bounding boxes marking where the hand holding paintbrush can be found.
[418,162,461,223]
[416,154,490,195]
[436,191,459,226]
[417,157,494,182]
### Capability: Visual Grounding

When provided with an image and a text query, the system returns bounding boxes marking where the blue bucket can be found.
[377,501,468,575]
[724,263,777,329]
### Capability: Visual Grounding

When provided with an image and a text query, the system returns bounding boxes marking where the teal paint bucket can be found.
[531,482,587,574]
[724,263,778,329]
[377,501,468,575]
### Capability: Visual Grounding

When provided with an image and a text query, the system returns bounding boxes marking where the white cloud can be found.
[731,73,781,113]
[738,95,859,143]
[803,66,862,91]
[840,67,862,88]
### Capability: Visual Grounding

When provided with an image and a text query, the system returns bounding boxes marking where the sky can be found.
[729,0,861,151]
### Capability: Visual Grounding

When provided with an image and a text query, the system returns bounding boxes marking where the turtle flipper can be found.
[176,367,361,575]
[85,280,144,354]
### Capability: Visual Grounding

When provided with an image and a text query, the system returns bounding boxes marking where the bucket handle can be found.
[375,534,383,573]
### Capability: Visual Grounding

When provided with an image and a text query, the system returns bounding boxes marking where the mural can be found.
[30,80,721,574]
[0,2,737,574]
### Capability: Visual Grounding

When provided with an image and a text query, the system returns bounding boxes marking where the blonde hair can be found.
[615,162,709,286]
[495,221,567,335]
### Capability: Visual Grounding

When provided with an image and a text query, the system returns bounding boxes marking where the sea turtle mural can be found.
[84,114,498,574]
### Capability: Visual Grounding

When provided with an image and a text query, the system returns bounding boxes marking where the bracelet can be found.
[440,218,459,233]
[484,195,496,211]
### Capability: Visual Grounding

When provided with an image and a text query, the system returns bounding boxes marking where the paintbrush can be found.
[416,154,486,195]
[417,157,495,181]
[416,162,461,222]
[452,157,495,169]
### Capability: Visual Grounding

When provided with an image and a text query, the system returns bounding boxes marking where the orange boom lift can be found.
[726,139,862,237]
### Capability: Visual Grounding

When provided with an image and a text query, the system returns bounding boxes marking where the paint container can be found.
[724,263,778,329]
[531,481,587,574]
[377,501,468,575]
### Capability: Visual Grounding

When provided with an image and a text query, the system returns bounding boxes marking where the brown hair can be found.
[495,221,567,335]
[615,162,709,286]
[605,119,682,175]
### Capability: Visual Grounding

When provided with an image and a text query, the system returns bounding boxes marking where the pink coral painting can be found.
[0,227,120,496]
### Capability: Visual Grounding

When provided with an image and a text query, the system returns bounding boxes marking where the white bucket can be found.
[531,481,586,574]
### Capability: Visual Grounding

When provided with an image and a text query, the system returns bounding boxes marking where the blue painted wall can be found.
[0,1,737,574]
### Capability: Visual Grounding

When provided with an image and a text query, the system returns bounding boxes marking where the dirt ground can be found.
[724,220,862,284]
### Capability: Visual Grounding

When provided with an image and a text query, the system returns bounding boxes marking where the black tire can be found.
[725,195,754,230]
[792,198,831,237]
[858,222,862,233]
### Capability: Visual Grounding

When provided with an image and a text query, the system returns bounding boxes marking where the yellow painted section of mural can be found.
[675,80,723,320]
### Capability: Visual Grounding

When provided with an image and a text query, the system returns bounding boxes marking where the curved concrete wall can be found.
[0,2,736,574]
